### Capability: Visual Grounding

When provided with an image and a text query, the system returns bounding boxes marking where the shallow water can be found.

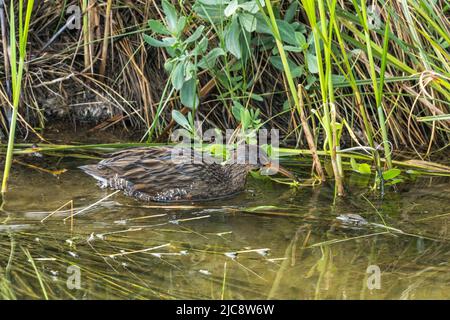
[1,156,450,300]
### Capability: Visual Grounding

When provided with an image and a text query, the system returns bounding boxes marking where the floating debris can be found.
[87,233,95,242]
[114,213,167,225]
[150,251,188,258]
[224,252,237,260]
[107,243,171,258]
[68,251,78,258]
[0,224,37,232]
[336,214,369,226]
[256,248,270,256]
[267,257,287,262]
[169,215,211,225]
[28,257,57,262]
[199,269,211,276]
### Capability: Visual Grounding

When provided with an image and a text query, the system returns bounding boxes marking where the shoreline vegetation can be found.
[0,0,449,195]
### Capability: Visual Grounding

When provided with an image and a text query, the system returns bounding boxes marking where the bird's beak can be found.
[262,162,296,180]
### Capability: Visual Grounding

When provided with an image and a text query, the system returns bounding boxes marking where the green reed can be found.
[1,0,34,193]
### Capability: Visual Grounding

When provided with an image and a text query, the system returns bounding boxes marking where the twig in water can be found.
[107,243,171,258]
[63,190,120,221]
[41,200,73,223]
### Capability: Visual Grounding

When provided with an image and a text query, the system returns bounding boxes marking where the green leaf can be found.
[171,62,185,90]
[162,0,178,33]
[164,59,174,72]
[180,78,199,109]
[239,12,257,32]
[250,93,264,101]
[224,0,238,17]
[225,17,242,59]
[172,110,190,130]
[232,101,244,121]
[350,158,359,171]
[385,178,404,186]
[351,158,371,174]
[283,45,302,52]
[277,20,298,45]
[295,32,306,49]
[382,168,401,180]
[184,61,196,81]
[148,19,171,35]
[239,1,258,14]
[198,0,229,4]
[176,16,187,36]
[284,1,299,22]
[198,48,225,69]
[192,37,209,55]
[143,35,175,47]
[417,114,450,122]
[306,52,319,73]
[269,55,302,77]
[358,163,372,175]
[185,26,205,43]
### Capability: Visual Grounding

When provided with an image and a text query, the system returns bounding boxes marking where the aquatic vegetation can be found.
[1,0,34,192]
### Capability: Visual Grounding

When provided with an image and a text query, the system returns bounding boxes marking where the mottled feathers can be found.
[80,147,250,202]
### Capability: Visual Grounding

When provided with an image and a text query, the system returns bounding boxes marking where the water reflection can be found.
[0,160,449,299]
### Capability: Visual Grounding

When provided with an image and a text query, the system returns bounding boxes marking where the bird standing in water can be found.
[80,145,294,202]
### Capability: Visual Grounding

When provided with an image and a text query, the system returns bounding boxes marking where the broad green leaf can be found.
[162,0,178,33]
[225,17,242,59]
[232,101,244,121]
[255,18,298,45]
[193,3,228,22]
[306,52,319,73]
[172,110,190,130]
[148,19,170,35]
[198,0,229,4]
[143,35,175,47]
[164,59,174,72]
[283,45,302,52]
[239,1,258,13]
[385,178,404,186]
[185,26,205,43]
[224,0,238,17]
[180,78,199,109]
[239,12,257,32]
[331,74,347,85]
[184,61,196,81]
[176,16,187,36]
[277,20,298,45]
[250,93,263,101]
[171,62,185,90]
[192,37,209,55]
[269,55,302,77]
[198,48,225,69]
[350,158,359,171]
[382,168,401,180]
[295,32,307,49]
[358,163,372,174]
[284,1,298,22]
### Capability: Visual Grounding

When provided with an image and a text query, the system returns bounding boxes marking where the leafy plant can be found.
[144,0,224,109]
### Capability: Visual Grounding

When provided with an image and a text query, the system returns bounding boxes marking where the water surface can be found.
[1,157,449,299]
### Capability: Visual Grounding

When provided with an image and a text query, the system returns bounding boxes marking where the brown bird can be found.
[80,145,294,202]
